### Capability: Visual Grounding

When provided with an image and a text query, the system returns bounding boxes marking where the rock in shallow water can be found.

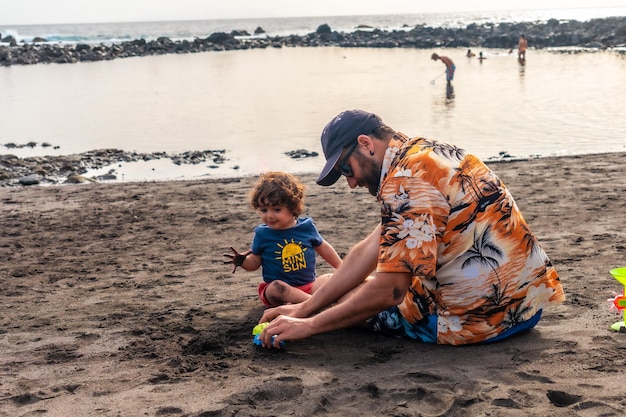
[18,174,40,186]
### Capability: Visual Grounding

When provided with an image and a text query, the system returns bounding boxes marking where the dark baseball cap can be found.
[316,109,382,186]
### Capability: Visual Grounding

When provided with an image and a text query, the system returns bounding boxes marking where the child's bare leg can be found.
[264,280,311,306]
[311,273,333,293]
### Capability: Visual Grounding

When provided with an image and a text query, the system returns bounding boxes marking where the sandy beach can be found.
[1,151,626,416]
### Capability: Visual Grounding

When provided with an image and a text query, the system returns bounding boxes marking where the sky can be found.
[0,0,623,25]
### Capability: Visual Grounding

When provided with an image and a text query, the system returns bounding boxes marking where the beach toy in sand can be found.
[252,322,285,348]
[608,267,626,332]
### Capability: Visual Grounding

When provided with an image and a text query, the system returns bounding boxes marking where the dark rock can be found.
[18,174,40,186]
[284,149,319,159]
[206,32,234,44]
[316,24,332,34]
[230,30,250,37]
[65,173,95,183]
[254,27,265,35]
[96,173,118,181]
[0,47,12,63]
[1,35,16,44]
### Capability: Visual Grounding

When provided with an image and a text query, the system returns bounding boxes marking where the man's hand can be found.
[260,315,314,349]
[223,246,252,273]
[259,303,305,324]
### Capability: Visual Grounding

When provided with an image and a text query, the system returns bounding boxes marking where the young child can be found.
[224,171,342,307]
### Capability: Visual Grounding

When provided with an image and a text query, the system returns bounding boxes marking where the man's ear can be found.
[356,134,374,152]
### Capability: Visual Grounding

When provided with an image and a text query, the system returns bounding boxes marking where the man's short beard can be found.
[354,149,382,196]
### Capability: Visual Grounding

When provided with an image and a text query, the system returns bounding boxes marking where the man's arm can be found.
[311,270,410,331]
[260,270,412,348]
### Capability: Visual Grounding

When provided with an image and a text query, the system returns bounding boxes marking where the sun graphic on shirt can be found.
[275,239,306,259]
[275,239,307,272]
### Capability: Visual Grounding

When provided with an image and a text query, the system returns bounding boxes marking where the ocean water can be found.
[2,7,626,44]
[1,7,626,182]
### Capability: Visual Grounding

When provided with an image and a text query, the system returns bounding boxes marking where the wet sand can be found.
[1,152,626,416]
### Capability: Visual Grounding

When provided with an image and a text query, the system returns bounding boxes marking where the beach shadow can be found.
[206,325,590,416]
[211,314,624,415]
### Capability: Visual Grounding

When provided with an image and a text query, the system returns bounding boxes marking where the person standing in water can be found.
[517,35,528,61]
[431,53,455,85]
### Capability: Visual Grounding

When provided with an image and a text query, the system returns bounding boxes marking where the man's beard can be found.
[354,149,382,196]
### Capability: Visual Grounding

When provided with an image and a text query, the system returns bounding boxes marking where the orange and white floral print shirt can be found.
[377,133,565,345]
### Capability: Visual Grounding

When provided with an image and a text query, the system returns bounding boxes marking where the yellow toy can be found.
[252,322,285,348]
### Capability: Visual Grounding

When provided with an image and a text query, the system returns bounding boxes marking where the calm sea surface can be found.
[1,8,625,181]
[3,7,626,43]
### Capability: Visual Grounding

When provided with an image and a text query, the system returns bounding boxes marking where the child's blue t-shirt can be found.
[251,217,323,286]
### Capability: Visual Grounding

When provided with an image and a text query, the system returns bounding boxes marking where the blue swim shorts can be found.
[366,306,542,344]
[366,306,438,343]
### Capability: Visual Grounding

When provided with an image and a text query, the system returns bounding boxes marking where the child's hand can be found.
[223,247,252,273]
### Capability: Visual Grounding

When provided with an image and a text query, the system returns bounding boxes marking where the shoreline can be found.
[1,151,626,415]
[3,148,626,187]
[2,16,625,66]
[0,147,321,187]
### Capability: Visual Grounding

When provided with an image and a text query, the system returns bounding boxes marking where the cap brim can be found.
[316,150,343,186]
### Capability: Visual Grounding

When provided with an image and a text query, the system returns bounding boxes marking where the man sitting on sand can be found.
[259,109,565,347]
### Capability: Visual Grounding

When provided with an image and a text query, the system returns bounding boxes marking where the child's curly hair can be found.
[250,171,305,217]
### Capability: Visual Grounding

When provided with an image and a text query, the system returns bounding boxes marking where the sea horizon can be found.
[2,6,626,45]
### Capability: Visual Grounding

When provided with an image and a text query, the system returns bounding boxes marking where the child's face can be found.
[256,205,296,230]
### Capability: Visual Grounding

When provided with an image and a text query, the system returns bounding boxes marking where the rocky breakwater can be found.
[0,148,228,186]
[0,145,320,186]
[1,16,625,66]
